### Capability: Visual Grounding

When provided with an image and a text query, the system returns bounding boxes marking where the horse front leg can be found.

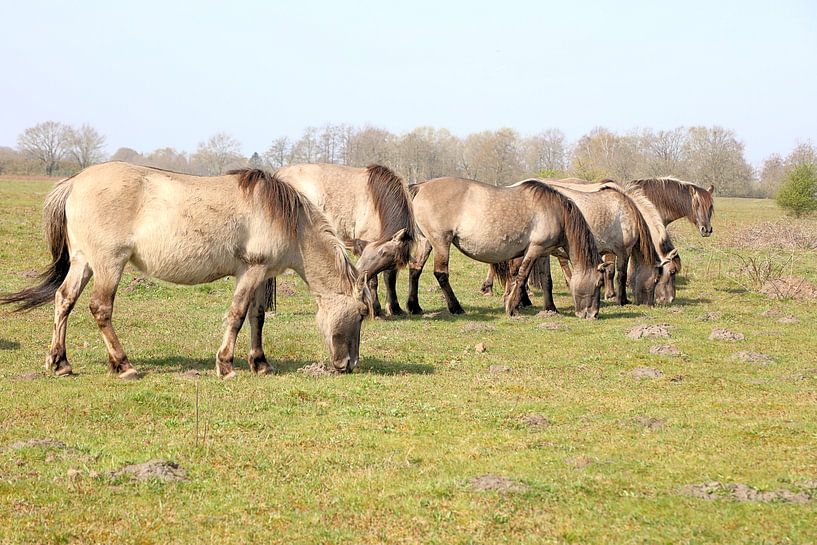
[247,278,275,375]
[539,254,558,313]
[383,267,405,316]
[432,241,464,315]
[216,266,268,379]
[505,252,540,317]
[368,274,383,318]
[87,260,135,379]
[407,237,432,315]
[480,265,495,295]
[558,256,572,288]
[616,252,630,306]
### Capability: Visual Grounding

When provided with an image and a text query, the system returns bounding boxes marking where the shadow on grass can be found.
[0,338,20,350]
[141,355,434,376]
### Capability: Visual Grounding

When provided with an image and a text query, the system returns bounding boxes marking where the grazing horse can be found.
[494,180,673,309]
[0,162,371,379]
[276,164,414,316]
[624,177,715,236]
[406,177,608,318]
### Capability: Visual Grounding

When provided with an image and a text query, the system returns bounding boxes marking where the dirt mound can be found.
[297,362,336,377]
[761,275,817,301]
[8,438,66,450]
[474,343,486,353]
[519,414,551,429]
[650,344,681,357]
[682,481,813,504]
[627,324,670,340]
[633,416,666,430]
[761,308,783,318]
[724,220,817,250]
[422,311,443,319]
[489,365,511,374]
[709,329,744,341]
[567,456,593,469]
[631,366,663,379]
[176,369,202,379]
[469,475,529,493]
[462,321,496,333]
[18,269,39,280]
[15,372,41,381]
[733,351,773,365]
[536,310,560,318]
[123,276,157,294]
[110,459,187,482]
[537,322,562,330]
[701,311,722,321]
[778,315,799,324]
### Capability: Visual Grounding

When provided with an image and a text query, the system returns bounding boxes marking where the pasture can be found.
[1,178,816,544]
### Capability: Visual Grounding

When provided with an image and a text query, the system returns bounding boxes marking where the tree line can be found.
[2,121,815,199]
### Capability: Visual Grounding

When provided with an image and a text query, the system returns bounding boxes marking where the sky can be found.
[1,0,815,165]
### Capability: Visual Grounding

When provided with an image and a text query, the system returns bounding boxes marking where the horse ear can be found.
[667,248,678,260]
[391,228,409,243]
[707,184,715,194]
[597,262,613,273]
[355,273,374,318]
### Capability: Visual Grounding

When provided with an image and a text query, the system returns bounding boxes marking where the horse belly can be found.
[454,235,526,264]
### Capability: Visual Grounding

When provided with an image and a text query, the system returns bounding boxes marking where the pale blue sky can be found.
[2,0,815,164]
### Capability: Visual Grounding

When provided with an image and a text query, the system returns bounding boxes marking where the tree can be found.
[639,128,687,177]
[344,126,395,167]
[66,124,106,169]
[522,129,567,177]
[144,147,189,172]
[17,121,70,175]
[191,133,245,175]
[776,163,817,217]
[683,126,753,196]
[263,137,291,169]
[759,154,786,198]
[570,127,639,181]
[110,147,144,163]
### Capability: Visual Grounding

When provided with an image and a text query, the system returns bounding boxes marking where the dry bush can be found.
[723,219,817,250]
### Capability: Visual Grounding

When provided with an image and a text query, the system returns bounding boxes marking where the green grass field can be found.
[1,180,816,544]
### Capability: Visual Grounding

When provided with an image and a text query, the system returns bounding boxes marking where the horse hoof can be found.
[118,368,139,380]
[55,365,74,377]
[221,370,237,380]
[256,365,273,376]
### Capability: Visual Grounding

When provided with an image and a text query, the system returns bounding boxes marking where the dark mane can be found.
[229,168,301,238]
[366,165,416,266]
[625,177,713,221]
[519,180,600,269]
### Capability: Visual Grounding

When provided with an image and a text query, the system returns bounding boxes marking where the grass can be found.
[1,182,816,544]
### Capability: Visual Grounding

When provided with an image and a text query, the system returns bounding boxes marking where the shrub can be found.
[776,163,817,217]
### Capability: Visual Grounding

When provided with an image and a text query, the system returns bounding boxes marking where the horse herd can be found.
[0,161,716,379]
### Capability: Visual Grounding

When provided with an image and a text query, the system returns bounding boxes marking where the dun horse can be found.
[0,162,371,379]
[276,164,414,317]
[407,177,608,319]
[625,177,715,236]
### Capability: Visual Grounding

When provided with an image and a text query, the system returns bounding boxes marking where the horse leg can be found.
[383,267,405,316]
[407,237,432,315]
[539,255,558,312]
[216,265,269,379]
[87,260,135,379]
[616,252,630,306]
[604,256,617,299]
[432,242,464,315]
[505,253,539,316]
[247,279,274,375]
[368,274,383,317]
[46,254,92,376]
[505,258,532,308]
[558,256,572,288]
[480,265,494,295]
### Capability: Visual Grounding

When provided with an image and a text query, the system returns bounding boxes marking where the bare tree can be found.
[17,121,70,175]
[191,133,245,175]
[66,124,106,169]
[143,147,189,172]
[759,154,786,198]
[522,129,567,176]
[345,126,396,167]
[110,147,144,163]
[683,126,753,196]
[263,137,291,169]
[570,127,640,181]
[289,127,320,164]
[639,128,687,177]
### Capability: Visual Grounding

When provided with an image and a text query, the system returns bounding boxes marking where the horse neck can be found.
[294,220,354,299]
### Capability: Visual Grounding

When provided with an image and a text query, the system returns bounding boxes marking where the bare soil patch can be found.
[474,343,487,353]
[18,269,39,280]
[110,459,187,482]
[461,321,496,333]
[537,322,562,331]
[761,275,817,301]
[633,416,666,430]
[297,362,336,377]
[469,475,529,493]
[626,324,670,340]
[733,351,774,365]
[422,311,443,319]
[761,308,784,318]
[123,276,157,294]
[536,310,560,318]
[567,456,593,469]
[778,315,799,324]
[15,372,41,381]
[701,311,722,321]
[650,344,681,357]
[8,438,66,451]
[519,414,551,429]
[709,328,745,341]
[682,481,813,504]
[489,365,511,374]
[631,366,663,379]
[176,369,202,379]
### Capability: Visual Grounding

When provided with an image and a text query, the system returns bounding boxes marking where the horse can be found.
[276,164,414,317]
[488,180,677,311]
[624,177,715,236]
[0,162,371,379]
[406,177,609,319]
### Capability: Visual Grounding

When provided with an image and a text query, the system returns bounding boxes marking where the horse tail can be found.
[1,177,74,312]
[263,277,277,313]
[490,261,513,288]
[528,256,548,290]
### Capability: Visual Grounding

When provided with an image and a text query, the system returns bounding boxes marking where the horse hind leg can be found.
[383,267,405,316]
[47,254,92,376]
[616,253,630,306]
[368,274,383,318]
[87,260,136,379]
[406,237,432,315]
[216,265,269,379]
[505,252,540,317]
[480,265,494,295]
[247,279,274,375]
[432,242,464,315]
